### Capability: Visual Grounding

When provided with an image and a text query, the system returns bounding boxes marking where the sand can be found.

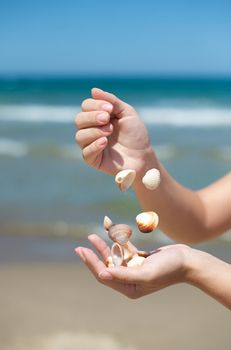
[0,262,230,350]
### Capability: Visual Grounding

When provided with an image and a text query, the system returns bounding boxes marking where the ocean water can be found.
[0,77,231,247]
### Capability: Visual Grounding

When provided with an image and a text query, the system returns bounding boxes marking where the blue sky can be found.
[0,0,231,76]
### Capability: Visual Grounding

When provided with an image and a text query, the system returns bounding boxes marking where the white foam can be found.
[138,106,231,127]
[0,138,83,159]
[0,138,29,157]
[0,104,231,127]
[60,144,83,160]
[0,104,78,123]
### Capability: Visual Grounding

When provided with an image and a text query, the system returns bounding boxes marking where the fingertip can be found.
[91,87,103,97]
[98,270,113,280]
[88,234,97,240]
[97,136,108,147]
[75,247,86,262]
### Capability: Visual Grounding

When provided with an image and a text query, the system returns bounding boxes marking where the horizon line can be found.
[0,72,231,80]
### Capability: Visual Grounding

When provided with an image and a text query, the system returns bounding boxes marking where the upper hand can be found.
[75,88,154,176]
[76,234,192,299]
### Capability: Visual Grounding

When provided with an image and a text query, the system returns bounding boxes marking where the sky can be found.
[0,0,231,76]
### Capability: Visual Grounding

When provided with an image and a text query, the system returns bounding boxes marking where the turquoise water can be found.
[0,77,230,240]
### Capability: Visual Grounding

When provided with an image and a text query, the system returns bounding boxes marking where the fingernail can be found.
[101,124,113,132]
[97,137,107,147]
[75,248,86,263]
[102,103,113,112]
[99,271,113,280]
[97,112,108,123]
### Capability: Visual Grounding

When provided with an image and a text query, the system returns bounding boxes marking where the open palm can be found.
[76,234,190,299]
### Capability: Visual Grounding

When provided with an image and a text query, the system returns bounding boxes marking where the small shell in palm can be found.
[127,255,146,267]
[103,215,113,231]
[108,224,132,245]
[111,243,124,266]
[105,256,115,267]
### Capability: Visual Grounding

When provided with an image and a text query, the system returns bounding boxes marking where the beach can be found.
[0,76,231,349]
[0,261,231,350]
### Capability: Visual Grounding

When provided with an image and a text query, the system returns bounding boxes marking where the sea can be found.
[0,76,231,262]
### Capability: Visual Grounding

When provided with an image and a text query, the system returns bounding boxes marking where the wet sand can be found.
[0,262,230,350]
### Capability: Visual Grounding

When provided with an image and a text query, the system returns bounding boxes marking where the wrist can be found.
[183,248,214,287]
[132,146,160,181]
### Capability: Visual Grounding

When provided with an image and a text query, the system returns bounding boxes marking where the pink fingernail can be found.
[99,271,113,280]
[75,248,86,263]
[101,124,113,132]
[102,103,113,112]
[97,112,108,123]
[97,137,107,147]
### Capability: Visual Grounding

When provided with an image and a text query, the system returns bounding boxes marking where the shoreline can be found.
[0,233,231,264]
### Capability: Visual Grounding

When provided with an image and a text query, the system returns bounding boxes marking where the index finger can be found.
[77,247,137,297]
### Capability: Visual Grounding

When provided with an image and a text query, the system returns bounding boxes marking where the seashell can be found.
[127,256,145,267]
[103,215,113,231]
[122,244,133,263]
[136,211,159,233]
[108,224,132,245]
[137,250,156,258]
[106,256,115,267]
[111,243,123,266]
[115,169,136,191]
[142,168,161,190]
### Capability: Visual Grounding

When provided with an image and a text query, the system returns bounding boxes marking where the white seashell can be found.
[115,169,136,191]
[108,224,132,245]
[136,211,159,233]
[142,168,161,190]
[106,256,115,267]
[122,244,133,262]
[111,243,123,266]
[127,256,145,267]
[103,216,113,231]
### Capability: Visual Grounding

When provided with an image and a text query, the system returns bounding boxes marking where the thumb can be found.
[91,87,132,117]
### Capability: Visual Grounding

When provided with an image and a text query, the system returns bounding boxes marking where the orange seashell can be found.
[136,211,159,233]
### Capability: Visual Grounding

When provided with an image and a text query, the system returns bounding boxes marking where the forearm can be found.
[132,150,209,243]
[186,249,231,309]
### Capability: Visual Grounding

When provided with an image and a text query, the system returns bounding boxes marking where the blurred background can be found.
[0,1,231,349]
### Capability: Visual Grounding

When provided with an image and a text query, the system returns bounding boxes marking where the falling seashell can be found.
[142,168,161,190]
[127,256,145,267]
[136,211,159,233]
[115,169,136,192]
[103,216,113,231]
[111,243,123,266]
[108,224,132,245]
[106,256,115,267]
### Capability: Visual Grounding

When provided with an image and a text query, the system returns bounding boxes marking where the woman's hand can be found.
[75,88,155,176]
[75,234,192,299]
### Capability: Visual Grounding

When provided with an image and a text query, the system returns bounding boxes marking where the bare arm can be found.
[187,248,231,309]
[75,88,231,243]
[133,153,231,243]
